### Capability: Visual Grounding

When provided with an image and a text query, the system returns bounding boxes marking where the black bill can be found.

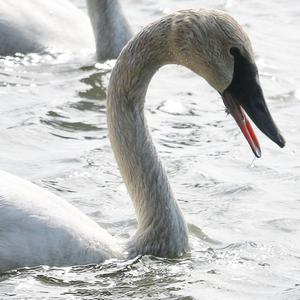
[222,47,285,157]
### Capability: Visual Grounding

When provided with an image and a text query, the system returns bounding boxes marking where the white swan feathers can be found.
[0,0,131,60]
[0,170,120,271]
[0,0,94,55]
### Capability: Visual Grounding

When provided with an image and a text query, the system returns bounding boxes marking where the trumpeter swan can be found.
[0,9,285,271]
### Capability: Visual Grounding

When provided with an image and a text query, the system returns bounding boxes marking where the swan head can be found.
[171,9,285,157]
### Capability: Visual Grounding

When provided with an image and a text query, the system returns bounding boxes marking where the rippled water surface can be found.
[1,0,300,299]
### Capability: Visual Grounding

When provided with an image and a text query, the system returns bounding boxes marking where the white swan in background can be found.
[0,9,285,271]
[0,0,131,60]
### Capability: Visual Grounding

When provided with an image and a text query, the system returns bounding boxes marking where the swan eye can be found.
[229,47,240,56]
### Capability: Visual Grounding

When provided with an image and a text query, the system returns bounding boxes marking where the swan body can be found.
[0,9,284,271]
[0,170,119,271]
[0,0,94,55]
[0,0,131,60]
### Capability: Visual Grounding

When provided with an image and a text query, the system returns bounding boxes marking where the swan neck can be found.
[86,0,132,60]
[107,19,189,257]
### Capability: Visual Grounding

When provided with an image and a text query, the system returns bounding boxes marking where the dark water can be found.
[0,0,300,299]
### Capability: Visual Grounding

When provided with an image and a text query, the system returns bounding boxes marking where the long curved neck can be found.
[107,18,189,258]
[86,0,132,61]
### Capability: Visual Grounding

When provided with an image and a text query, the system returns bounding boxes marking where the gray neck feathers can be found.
[86,0,132,61]
[107,16,189,258]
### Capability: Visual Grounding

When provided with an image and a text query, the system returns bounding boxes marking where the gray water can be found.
[0,0,300,299]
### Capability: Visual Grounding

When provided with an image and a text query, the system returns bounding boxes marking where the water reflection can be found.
[79,70,108,100]
[41,116,100,133]
[79,61,114,100]
[70,100,106,112]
